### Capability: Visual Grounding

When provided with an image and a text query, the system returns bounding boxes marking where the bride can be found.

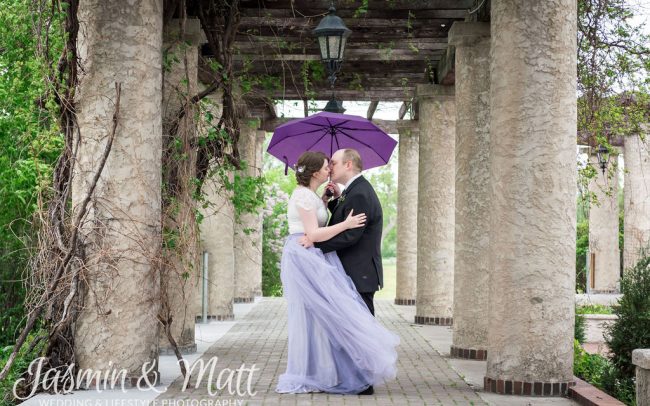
[275,151,399,395]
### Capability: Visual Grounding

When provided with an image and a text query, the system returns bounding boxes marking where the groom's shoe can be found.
[358,385,374,395]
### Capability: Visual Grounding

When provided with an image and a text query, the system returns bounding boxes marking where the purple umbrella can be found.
[267,111,398,174]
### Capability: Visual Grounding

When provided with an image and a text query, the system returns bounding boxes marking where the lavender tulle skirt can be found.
[275,234,400,394]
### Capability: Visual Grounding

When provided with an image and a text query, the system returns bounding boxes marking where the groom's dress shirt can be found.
[344,173,363,190]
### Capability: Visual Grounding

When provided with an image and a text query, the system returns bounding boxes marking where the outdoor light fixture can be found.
[313,3,351,114]
[313,4,351,88]
[596,144,610,175]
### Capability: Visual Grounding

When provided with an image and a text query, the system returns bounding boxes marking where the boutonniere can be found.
[338,194,346,204]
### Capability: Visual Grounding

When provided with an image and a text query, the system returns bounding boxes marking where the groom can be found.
[300,148,384,317]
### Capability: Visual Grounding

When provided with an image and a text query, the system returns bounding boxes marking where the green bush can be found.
[0,329,46,406]
[573,340,636,405]
[605,248,650,379]
[261,184,288,297]
[575,311,586,344]
[577,304,614,315]
[576,219,589,293]
[573,340,609,387]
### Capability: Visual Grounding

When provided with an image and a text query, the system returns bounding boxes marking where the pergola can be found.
[197,0,490,130]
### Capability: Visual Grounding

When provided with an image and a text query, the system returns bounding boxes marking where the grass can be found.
[376,257,396,299]
[576,304,614,315]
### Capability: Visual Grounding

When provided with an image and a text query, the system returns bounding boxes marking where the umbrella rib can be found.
[328,118,351,128]
[335,127,379,132]
[267,128,329,150]
[337,128,390,164]
[304,129,330,152]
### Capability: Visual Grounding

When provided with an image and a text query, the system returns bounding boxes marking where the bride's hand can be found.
[298,235,313,248]
[344,209,366,229]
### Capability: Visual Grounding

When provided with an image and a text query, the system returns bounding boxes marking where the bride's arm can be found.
[297,206,365,243]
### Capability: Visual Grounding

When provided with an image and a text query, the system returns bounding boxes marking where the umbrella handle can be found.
[283,155,289,176]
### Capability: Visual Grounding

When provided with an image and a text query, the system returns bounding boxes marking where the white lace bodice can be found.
[287,186,329,234]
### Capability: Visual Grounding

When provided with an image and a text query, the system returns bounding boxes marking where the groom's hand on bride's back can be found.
[298,235,314,248]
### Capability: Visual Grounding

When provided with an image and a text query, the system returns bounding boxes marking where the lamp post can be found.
[596,144,610,175]
[313,4,351,114]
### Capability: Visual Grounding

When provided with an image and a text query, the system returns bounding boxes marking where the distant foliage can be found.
[0,0,63,347]
[605,249,650,378]
[261,182,288,297]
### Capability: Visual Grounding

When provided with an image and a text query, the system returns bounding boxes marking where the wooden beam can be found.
[436,46,455,85]
[227,59,435,75]
[233,48,445,62]
[234,35,450,50]
[238,0,476,10]
[367,101,379,120]
[234,25,450,40]
[239,16,454,30]
[266,87,415,102]
[398,101,408,120]
[239,7,470,20]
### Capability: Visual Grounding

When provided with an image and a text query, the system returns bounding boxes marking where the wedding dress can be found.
[275,186,399,394]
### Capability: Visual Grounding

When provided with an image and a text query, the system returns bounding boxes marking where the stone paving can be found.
[155,298,487,405]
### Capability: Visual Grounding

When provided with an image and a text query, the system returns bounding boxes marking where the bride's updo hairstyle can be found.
[295,151,328,187]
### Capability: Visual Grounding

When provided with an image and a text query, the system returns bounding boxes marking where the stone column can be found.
[395,120,419,306]
[448,22,490,360]
[233,119,263,302]
[415,84,455,325]
[484,0,577,396]
[199,173,236,320]
[587,153,620,293]
[633,349,650,406]
[73,0,162,383]
[624,131,650,271]
[157,19,204,355]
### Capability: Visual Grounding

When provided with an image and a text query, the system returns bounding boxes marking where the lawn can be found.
[376,257,396,299]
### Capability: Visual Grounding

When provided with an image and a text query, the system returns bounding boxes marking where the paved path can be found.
[155,298,487,405]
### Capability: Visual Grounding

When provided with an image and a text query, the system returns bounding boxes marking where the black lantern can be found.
[596,144,610,175]
[313,4,351,89]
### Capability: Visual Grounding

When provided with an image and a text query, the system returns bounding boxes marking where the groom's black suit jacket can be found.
[315,175,383,293]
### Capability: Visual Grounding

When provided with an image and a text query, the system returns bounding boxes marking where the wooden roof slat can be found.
[238,0,476,10]
[233,48,445,62]
[367,101,379,119]
[239,8,470,19]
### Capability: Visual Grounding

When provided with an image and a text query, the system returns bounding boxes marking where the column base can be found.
[450,346,487,360]
[394,298,416,306]
[234,297,255,303]
[587,289,620,294]
[414,315,453,326]
[484,376,575,396]
[195,314,235,322]
[159,342,197,355]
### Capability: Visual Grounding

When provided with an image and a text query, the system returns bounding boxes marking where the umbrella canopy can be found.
[267,111,398,174]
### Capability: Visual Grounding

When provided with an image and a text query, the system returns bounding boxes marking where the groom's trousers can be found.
[359,292,375,316]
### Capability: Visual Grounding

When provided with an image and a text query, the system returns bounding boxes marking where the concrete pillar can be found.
[448,22,490,360]
[415,84,455,326]
[233,119,263,302]
[395,120,419,306]
[199,173,236,320]
[633,349,650,406]
[624,131,650,271]
[587,154,620,293]
[157,19,204,355]
[73,0,162,383]
[484,0,577,396]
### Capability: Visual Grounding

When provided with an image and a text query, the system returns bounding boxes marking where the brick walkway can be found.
[155,298,486,405]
